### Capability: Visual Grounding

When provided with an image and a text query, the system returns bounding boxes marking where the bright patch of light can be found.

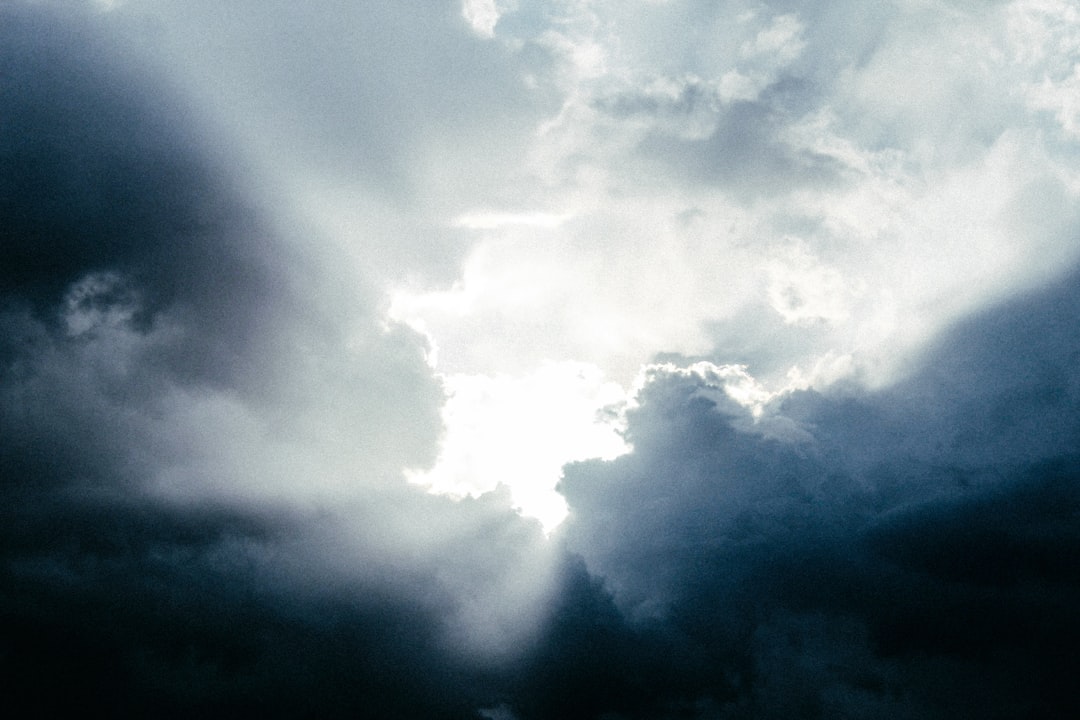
[462,0,501,38]
[406,362,630,531]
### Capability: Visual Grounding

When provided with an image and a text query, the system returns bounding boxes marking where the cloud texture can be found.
[3,1,1080,718]
[559,278,1080,716]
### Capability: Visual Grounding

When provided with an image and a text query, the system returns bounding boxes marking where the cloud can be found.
[555,267,1080,717]
[405,362,628,530]
[5,1,1080,717]
[0,7,556,714]
[392,0,1080,400]
[0,9,444,504]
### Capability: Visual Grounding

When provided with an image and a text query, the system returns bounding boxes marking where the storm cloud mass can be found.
[3,1,1080,718]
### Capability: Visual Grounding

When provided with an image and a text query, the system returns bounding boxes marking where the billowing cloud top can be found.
[3,1,1080,718]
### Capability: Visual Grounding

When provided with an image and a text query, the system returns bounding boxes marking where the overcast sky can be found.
[3,1,1080,717]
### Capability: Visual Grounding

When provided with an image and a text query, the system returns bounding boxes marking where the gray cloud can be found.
[631,92,848,199]
[5,2,1080,718]
[556,268,1080,718]
[0,9,508,715]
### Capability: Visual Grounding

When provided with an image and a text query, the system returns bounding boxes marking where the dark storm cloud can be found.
[0,1,443,461]
[0,2,302,393]
[0,487,558,718]
[554,268,1080,718]
[0,7,491,716]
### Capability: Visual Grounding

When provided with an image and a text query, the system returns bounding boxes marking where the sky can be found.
[2,0,1080,717]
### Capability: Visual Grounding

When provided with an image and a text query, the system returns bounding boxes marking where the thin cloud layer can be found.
[3,1,1080,718]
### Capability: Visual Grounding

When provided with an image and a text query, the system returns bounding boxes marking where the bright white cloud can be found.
[98,0,1080,527]
[382,0,1080,523]
[419,0,1080,523]
[462,0,501,37]
[767,240,861,326]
